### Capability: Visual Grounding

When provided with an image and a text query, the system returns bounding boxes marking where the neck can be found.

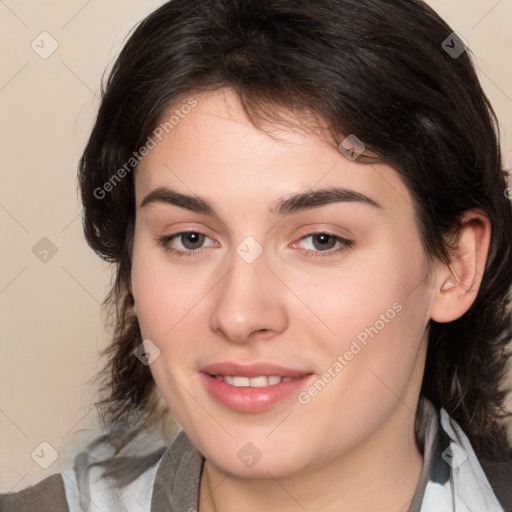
[198,404,424,512]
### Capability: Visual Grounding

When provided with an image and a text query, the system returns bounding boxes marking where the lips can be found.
[200,362,314,412]
[201,362,309,379]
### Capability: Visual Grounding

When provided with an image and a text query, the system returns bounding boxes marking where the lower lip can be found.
[201,373,314,412]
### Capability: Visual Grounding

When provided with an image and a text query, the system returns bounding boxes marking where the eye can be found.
[293,232,354,258]
[157,231,215,256]
[157,230,354,259]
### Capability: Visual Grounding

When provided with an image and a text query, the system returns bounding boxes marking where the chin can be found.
[208,452,307,480]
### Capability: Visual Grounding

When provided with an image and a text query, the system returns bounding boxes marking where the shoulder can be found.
[0,473,68,512]
[438,408,512,512]
[61,429,204,512]
[60,428,169,512]
[0,428,175,512]
[480,457,512,512]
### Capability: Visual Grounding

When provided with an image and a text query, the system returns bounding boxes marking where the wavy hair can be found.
[77,0,512,485]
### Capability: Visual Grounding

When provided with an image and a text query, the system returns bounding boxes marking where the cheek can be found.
[305,241,426,342]
[311,236,430,386]
[130,232,207,340]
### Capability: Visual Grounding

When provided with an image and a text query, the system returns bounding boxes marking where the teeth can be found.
[249,376,270,387]
[216,375,297,387]
[232,376,250,387]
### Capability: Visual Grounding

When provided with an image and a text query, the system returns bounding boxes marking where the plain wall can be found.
[1,0,511,492]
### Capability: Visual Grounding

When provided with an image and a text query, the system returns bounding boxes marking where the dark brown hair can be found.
[78,0,512,484]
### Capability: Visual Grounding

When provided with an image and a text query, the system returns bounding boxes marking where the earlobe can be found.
[430,211,491,323]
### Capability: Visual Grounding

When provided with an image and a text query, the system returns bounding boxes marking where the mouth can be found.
[212,375,299,387]
[200,362,314,412]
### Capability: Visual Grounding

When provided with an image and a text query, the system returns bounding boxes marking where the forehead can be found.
[134,88,414,219]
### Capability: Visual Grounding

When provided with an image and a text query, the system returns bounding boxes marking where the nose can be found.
[209,245,288,343]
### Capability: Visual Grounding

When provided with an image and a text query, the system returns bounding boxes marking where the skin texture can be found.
[130,88,491,512]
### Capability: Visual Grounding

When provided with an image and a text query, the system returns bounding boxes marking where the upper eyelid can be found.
[291,232,353,251]
[166,231,216,247]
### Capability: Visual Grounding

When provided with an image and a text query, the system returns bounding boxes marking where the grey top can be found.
[1,397,510,511]
[150,399,438,511]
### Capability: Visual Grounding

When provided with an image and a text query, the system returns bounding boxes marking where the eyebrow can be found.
[140,186,382,216]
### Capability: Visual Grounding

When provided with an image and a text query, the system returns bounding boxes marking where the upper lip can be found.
[201,362,311,378]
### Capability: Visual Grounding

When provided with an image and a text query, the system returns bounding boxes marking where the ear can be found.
[430,210,491,323]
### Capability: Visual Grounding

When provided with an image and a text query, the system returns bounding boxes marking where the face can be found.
[131,88,435,479]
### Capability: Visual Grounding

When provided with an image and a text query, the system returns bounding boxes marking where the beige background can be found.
[1,0,511,493]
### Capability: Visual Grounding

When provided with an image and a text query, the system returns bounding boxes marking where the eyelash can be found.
[156,231,354,259]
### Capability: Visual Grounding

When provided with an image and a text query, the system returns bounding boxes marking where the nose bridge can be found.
[209,238,287,342]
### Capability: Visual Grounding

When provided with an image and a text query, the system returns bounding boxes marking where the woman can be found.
[2,0,511,510]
